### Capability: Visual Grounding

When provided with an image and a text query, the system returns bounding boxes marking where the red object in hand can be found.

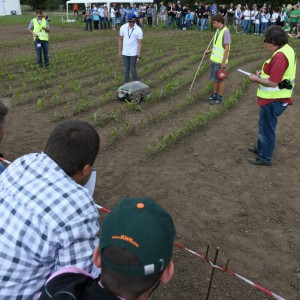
[217,69,227,80]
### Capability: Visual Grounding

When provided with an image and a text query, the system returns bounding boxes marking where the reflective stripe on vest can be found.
[257,44,296,99]
[210,26,230,64]
[32,18,49,41]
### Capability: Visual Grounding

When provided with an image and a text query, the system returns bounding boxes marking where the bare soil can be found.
[1,24,299,299]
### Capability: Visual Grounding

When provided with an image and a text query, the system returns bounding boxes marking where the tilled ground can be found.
[1,24,299,299]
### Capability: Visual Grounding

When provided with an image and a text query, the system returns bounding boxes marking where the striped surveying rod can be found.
[189,34,215,93]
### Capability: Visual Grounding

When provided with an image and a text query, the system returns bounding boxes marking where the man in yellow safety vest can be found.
[205,14,231,105]
[248,26,296,166]
[28,10,51,68]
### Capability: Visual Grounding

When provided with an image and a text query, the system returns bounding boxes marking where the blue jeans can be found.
[255,23,260,34]
[261,22,268,33]
[122,55,138,83]
[34,39,49,68]
[201,18,208,31]
[196,18,201,30]
[242,19,250,33]
[256,102,288,163]
[168,15,175,27]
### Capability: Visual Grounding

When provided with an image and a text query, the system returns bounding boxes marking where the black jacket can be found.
[39,273,120,300]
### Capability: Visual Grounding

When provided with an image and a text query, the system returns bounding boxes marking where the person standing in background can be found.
[248,26,296,165]
[118,13,143,83]
[73,3,78,16]
[28,10,50,68]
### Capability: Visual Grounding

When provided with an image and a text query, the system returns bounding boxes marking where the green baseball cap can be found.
[100,198,176,276]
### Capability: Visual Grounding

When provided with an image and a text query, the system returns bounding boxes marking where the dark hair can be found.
[212,14,224,24]
[101,247,163,299]
[264,25,288,46]
[44,120,100,176]
[0,99,9,127]
[36,10,43,14]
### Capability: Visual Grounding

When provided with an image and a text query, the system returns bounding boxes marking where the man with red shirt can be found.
[248,26,296,166]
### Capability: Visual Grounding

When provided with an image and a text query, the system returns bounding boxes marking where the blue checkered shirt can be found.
[0,153,100,299]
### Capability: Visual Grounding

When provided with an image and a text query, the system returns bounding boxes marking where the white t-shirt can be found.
[120,23,143,56]
[271,12,278,23]
[110,8,116,18]
[251,10,257,21]
[243,9,251,20]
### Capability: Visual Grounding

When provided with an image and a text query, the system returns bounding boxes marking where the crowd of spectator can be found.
[76,2,300,36]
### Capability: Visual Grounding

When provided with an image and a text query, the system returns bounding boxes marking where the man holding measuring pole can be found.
[205,14,231,105]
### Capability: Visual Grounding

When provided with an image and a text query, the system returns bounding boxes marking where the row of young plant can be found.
[1,30,261,93]
[92,47,265,129]
[143,47,300,156]
[89,43,267,130]
[144,75,252,156]
[93,51,267,148]
[47,49,194,115]
[139,51,267,126]
[2,37,196,107]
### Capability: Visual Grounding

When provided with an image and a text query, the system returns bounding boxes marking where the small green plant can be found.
[73,98,89,115]
[51,111,65,122]
[91,109,105,127]
[37,97,45,111]
[107,112,120,123]
[6,73,15,80]
[124,123,134,135]
[145,144,155,157]
[126,100,143,112]
[109,127,120,143]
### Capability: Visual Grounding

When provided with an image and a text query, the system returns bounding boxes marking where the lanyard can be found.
[128,27,134,39]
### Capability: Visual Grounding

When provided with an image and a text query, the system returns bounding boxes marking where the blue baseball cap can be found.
[127,13,136,21]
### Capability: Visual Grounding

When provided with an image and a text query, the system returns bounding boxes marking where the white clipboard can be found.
[237,69,251,77]
[84,168,97,196]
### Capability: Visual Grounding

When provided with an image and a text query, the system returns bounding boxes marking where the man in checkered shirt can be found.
[0,120,101,299]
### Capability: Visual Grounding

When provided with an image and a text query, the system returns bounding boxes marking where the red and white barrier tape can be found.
[0,157,11,164]
[96,204,285,300]
[0,163,286,300]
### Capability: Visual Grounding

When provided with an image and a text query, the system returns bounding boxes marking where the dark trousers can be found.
[122,55,138,83]
[85,19,92,31]
[99,16,104,29]
[34,39,49,68]
[94,20,99,30]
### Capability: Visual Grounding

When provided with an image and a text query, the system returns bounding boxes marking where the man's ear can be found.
[81,164,92,177]
[93,246,102,268]
[160,260,174,284]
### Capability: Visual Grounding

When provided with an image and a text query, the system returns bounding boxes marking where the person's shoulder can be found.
[40,269,120,300]
[271,51,289,66]
[120,23,127,31]
[40,269,93,300]
[135,24,143,32]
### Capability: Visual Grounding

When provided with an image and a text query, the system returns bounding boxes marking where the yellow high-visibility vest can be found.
[257,44,296,99]
[210,26,230,64]
[32,18,49,41]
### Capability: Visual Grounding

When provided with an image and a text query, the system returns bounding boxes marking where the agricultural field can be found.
[0,14,300,299]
